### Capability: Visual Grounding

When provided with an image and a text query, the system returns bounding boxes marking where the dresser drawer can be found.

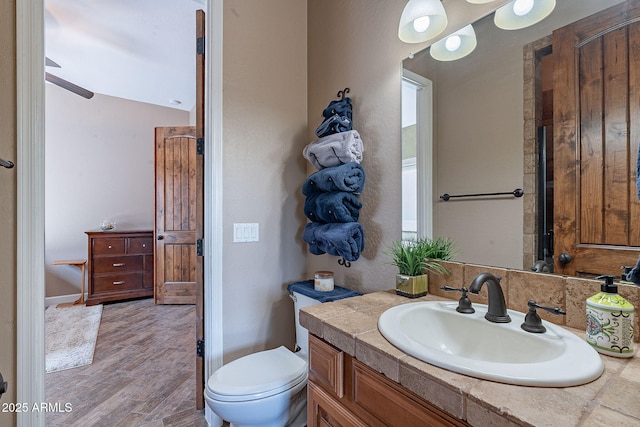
[93,238,126,255]
[93,272,143,293]
[129,237,154,254]
[93,255,143,273]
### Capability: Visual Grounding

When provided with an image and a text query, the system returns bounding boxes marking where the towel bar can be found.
[0,158,14,169]
[440,188,524,201]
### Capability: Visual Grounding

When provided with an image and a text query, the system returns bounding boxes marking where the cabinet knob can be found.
[157,235,164,240]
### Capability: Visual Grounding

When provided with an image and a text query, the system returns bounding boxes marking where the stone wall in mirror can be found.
[402,0,628,276]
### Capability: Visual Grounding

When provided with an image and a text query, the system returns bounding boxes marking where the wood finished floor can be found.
[45,298,207,427]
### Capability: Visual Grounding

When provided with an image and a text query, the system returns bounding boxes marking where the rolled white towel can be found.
[303,130,363,170]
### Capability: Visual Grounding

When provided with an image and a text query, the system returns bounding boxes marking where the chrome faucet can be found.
[468,273,511,323]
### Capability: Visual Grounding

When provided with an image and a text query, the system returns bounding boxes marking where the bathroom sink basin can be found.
[378,301,604,387]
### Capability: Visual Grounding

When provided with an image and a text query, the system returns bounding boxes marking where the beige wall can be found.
[0,2,16,424]
[307,0,411,294]
[403,0,625,270]
[222,0,308,362]
[305,0,515,293]
[44,85,189,298]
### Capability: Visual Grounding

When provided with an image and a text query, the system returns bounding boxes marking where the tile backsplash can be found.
[428,261,640,343]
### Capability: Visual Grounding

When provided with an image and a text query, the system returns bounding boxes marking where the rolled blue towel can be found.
[315,113,352,138]
[322,97,352,119]
[303,130,363,170]
[302,162,365,195]
[302,222,365,262]
[315,98,353,138]
[304,192,362,223]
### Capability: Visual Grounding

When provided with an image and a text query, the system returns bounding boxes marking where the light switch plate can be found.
[233,223,259,242]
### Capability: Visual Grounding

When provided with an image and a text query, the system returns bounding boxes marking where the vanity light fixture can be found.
[430,24,477,61]
[494,0,556,30]
[398,0,448,43]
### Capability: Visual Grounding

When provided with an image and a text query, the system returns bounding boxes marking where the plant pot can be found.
[395,274,428,298]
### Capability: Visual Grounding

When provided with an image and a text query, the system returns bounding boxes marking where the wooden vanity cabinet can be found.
[85,230,154,306]
[308,334,469,427]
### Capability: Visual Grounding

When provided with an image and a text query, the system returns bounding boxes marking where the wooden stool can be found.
[52,259,87,307]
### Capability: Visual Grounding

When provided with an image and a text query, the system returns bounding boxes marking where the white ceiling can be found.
[45,0,206,111]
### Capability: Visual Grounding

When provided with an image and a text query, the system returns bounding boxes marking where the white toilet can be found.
[204,290,324,427]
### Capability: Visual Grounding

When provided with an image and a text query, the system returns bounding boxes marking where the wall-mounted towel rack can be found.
[440,188,524,201]
[0,158,14,169]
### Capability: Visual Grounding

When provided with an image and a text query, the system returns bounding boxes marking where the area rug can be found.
[45,304,103,373]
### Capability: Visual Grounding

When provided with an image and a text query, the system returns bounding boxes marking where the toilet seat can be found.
[207,346,308,402]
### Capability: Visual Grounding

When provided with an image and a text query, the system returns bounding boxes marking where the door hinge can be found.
[197,339,205,358]
[197,138,204,155]
[197,36,205,55]
[196,239,204,256]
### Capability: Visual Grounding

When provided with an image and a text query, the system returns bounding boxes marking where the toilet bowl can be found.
[205,346,308,427]
[205,283,361,427]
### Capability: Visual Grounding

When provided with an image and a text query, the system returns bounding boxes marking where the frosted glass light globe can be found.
[513,0,534,16]
[445,35,462,52]
[413,16,431,33]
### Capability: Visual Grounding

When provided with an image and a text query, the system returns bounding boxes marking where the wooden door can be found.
[154,126,198,304]
[553,0,640,276]
[195,8,206,410]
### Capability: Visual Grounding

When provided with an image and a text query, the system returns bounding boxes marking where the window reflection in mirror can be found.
[402,70,433,240]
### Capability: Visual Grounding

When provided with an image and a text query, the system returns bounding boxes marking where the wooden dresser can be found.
[85,230,154,306]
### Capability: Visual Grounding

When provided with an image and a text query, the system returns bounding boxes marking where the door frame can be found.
[402,69,434,239]
[16,1,224,425]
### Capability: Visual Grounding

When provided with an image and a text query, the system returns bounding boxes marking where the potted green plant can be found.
[386,237,455,298]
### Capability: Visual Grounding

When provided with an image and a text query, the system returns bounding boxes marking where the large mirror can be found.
[401,0,633,276]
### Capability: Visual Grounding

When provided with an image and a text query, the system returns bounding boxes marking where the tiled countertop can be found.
[300,290,640,427]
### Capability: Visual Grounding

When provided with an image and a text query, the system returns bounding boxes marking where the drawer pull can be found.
[112,263,125,267]
[113,281,125,285]
[108,245,113,249]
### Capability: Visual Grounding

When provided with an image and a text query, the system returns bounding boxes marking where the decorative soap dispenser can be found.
[586,275,635,358]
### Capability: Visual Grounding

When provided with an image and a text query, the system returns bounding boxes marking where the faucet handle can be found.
[521,300,566,333]
[440,286,475,314]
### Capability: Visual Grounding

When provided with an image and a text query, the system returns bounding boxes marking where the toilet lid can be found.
[207,346,307,402]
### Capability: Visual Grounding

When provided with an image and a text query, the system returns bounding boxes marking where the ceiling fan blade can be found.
[45,57,61,68]
[45,72,94,99]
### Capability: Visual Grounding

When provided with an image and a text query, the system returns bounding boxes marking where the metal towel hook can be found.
[338,257,351,268]
[0,158,14,169]
[337,87,350,101]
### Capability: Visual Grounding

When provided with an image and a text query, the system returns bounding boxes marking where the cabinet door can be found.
[309,334,344,397]
[352,360,467,427]
[308,383,367,427]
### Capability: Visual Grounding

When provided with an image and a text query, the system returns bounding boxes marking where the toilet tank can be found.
[287,280,361,358]
[290,290,322,357]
